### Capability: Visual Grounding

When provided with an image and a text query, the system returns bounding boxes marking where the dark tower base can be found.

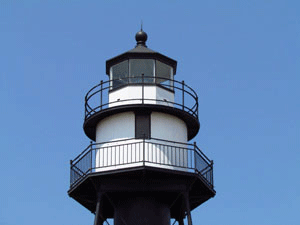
[70,168,215,225]
[115,195,170,225]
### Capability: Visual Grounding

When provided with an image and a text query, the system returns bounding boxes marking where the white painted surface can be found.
[109,85,174,107]
[94,139,192,172]
[150,112,188,168]
[151,112,187,143]
[95,112,135,142]
[95,139,143,170]
[94,111,190,172]
[95,112,136,170]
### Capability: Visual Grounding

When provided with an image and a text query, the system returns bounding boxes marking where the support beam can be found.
[177,194,186,225]
[184,192,193,225]
[104,193,128,225]
[94,192,104,225]
[178,219,184,225]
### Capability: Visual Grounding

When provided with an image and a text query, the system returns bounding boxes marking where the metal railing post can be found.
[196,96,198,118]
[142,74,144,104]
[84,97,87,119]
[211,160,214,187]
[182,80,185,110]
[194,142,197,172]
[100,80,103,110]
[70,160,73,185]
[90,141,93,173]
[143,134,145,166]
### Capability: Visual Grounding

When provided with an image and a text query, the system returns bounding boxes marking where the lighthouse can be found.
[68,29,215,225]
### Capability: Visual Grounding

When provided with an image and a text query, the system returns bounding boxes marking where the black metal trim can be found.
[106,51,177,75]
[135,110,151,139]
[68,164,216,218]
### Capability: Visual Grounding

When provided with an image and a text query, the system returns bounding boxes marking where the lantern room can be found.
[106,29,177,90]
[106,29,177,108]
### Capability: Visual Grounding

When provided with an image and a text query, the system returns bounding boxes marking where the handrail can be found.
[84,76,199,122]
[70,138,213,189]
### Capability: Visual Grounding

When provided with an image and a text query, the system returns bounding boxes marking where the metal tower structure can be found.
[68,29,215,225]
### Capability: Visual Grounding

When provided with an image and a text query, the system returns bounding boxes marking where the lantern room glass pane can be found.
[156,60,173,90]
[129,59,154,83]
[111,60,128,89]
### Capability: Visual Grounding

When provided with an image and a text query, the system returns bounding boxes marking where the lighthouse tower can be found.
[68,29,215,225]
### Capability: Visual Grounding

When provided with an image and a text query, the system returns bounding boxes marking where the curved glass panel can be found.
[110,59,173,91]
[156,60,173,90]
[129,59,154,83]
[111,60,128,89]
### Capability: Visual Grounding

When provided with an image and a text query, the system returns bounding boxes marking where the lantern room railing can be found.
[70,138,214,190]
[84,76,199,121]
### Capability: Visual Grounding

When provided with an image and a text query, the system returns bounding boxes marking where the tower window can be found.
[135,112,151,139]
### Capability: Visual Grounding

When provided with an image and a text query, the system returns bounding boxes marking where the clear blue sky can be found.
[1,1,299,225]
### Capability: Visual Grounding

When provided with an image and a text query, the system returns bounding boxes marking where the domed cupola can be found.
[135,28,148,46]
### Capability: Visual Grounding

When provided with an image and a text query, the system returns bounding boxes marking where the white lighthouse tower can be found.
[68,29,215,225]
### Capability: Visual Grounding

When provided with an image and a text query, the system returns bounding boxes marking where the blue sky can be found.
[0,1,299,225]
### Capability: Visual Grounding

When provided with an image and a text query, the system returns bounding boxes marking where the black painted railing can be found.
[84,76,199,121]
[70,138,213,189]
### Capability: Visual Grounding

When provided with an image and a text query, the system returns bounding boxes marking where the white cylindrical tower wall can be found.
[95,112,139,170]
[95,110,190,172]
[151,112,187,142]
[95,112,135,142]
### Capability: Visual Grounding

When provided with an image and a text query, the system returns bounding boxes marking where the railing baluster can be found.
[142,74,144,104]
[163,145,165,164]
[131,143,132,164]
[70,160,73,184]
[196,96,198,118]
[147,141,153,162]
[194,142,196,172]
[100,80,103,110]
[103,147,105,168]
[112,146,113,166]
[143,136,145,166]
[211,160,214,187]
[182,80,185,110]
[90,141,93,173]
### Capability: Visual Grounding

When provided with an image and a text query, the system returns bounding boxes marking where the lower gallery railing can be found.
[70,138,213,189]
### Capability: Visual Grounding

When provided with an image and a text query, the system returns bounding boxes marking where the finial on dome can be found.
[135,24,147,47]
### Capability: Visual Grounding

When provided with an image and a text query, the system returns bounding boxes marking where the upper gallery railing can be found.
[70,138,213,190]
[84,75,199,121]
